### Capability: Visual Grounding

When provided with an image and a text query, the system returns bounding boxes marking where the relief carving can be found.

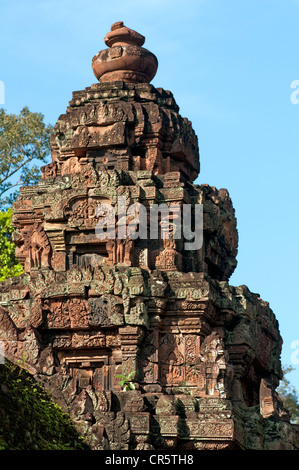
[88,295,124,327]
[26,223,52,271]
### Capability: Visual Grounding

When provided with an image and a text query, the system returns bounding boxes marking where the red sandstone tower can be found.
[0,22,298,450]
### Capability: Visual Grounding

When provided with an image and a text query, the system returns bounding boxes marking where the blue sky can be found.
[1,0,299,390]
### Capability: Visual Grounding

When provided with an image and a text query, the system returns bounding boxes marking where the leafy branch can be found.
[115,372,136,391]
[0,106,52,209]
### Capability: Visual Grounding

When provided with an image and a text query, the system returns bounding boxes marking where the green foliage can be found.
[0,360,89,450]
[0,207,23,281]
[277,365,299,424]
[115,371,136,391]
[0,106,52,208]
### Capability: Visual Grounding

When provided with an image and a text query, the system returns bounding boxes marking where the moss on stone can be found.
[0,360,89,450]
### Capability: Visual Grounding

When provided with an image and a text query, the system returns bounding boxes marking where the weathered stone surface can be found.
[0,22,298,450]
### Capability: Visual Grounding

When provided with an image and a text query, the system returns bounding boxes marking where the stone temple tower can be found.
[0,22,299,450]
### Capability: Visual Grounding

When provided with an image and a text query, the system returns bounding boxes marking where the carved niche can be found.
[57,349,112,391]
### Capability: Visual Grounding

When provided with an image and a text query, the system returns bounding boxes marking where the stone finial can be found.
[104,21,145,47]
[92,22,158,84]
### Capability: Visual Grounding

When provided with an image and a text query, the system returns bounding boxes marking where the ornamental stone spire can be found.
[0,23,298,451]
